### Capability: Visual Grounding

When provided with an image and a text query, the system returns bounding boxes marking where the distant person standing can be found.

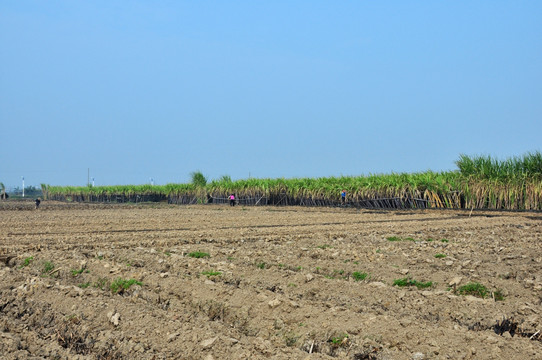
[35,198,41,209]
[341,190,346,205]
[229,194,235,207]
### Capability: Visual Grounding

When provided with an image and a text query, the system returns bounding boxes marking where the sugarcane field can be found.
[1,198,541,359]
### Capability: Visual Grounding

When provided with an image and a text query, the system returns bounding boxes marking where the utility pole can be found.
[22,176,24,197]
[88,168,90,187]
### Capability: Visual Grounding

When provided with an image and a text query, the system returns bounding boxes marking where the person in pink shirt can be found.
[229,194,235,207]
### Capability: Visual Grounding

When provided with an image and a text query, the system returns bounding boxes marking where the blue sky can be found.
[1,1,541,188]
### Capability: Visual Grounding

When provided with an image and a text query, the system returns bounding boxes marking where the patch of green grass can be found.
[386,236,401,242]
[71,268,88,276]
[329,333,349,347]
[441,239,449,243]
[456,282,489,298]
[375,249,381,253]
[386,236,418,242]
[164,251,171,256]
[434,253,447,259]
[20,256,34,268]
[317,244,332,249]
[493,289,505,301]
[388,236,442,243]
[78,282,91,289]
[110,278,142,294]
[352,272,368,281]
[96,255,104,260]
[353,261,360,265]
[201,270,222,277]
[326,270,348,280]
[42,261,55,276]
[256,262,266,269]
[393,277,433,289]
[287,283,297,287]
[188,251,210,259]
[93,277,109,290]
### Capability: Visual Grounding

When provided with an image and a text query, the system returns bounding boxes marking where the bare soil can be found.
[1,200,541,359]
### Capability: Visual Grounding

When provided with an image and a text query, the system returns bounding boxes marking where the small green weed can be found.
[329,333,349,347]
[20,256,34,268]
[188,251,210,258]
[388,236,442,243]
[93,277,109,290]
[201,270,222,277]
[493,289,505,301]
[71,268,88,276]
[434,253,447,259]
[317,244,332,249]
[110,278,142,294]
[456,282,489,298]
[393,277,433,289]
[352,272,368,281]
[78,282,91,289]
[441,239,449,243]
[41,261,56,276]
[257,262,266,269]
[164,251,171,256]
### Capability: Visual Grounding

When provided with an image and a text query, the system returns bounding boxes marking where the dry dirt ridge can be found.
[0,200,541,360]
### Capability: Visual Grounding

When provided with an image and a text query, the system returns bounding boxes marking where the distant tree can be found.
[24,186,41,197]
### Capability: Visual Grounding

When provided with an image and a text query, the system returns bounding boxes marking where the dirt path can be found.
[1,201,541,359]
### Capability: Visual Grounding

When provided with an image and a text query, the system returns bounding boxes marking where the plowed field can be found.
[1,201,541,359]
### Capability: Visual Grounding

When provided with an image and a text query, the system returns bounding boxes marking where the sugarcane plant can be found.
[44,151,542,210]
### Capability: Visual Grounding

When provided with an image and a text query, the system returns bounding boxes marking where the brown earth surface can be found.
[1,200,541,360]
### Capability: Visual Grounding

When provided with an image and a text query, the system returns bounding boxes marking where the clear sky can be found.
[1,1,541,188]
